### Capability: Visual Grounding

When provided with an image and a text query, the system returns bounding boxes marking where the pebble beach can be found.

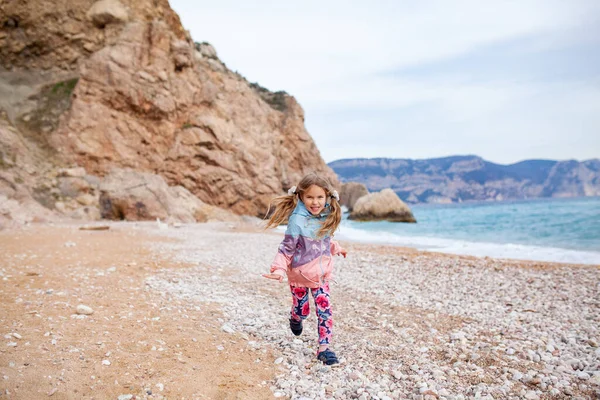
[1,221,599,399]
[148,222,600,399]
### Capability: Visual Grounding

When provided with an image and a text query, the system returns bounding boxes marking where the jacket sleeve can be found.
[270,217,301,274]
[330,239,344,256]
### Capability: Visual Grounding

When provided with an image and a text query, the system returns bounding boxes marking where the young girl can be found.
[263,173,347,366]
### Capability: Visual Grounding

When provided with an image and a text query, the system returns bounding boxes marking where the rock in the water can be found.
[340,182,369,211]
[349,188,416,222]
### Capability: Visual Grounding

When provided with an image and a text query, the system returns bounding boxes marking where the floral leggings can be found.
[290,283,332,346]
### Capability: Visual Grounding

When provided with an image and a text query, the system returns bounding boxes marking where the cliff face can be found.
[0,0,337,221]
[330,156,600,204]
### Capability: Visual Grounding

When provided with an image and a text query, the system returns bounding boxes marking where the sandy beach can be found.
[1,221,599,399]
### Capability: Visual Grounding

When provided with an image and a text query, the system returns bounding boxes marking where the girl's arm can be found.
[266,217,301,279]
[270,234,298,274]
[330,239,347,258]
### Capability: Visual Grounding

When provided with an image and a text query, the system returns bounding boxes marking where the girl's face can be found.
[301,184,327,216]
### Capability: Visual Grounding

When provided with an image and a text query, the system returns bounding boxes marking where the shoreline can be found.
[1,220,599,399]
[337,195,600,266]
[334,225,600,267]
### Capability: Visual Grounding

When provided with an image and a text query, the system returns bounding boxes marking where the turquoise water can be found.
[336,197,600,265]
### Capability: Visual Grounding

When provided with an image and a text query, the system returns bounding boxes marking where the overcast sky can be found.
[170,0,600,164]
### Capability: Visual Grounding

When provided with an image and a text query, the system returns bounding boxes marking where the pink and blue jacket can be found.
[270,201,344,288]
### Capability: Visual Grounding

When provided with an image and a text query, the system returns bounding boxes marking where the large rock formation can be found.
[349,189,416,223]
[330,156,600,204]
[0,0,337,225]
[340,182,369,211]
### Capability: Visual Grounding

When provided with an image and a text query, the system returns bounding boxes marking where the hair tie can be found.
[287,186,297,195]
[331,190,339,201]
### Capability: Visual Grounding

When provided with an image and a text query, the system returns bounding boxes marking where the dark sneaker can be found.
[289,318,303,336]
[317,349,340,366]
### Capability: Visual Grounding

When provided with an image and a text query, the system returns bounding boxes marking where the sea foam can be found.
[334,224,600,265]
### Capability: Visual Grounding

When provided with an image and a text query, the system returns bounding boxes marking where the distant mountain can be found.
[329,156,600,204]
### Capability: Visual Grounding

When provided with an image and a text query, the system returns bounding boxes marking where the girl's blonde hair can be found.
[265,173,342,238]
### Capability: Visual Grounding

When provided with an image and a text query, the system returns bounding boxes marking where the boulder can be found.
[195,42,218,59]
[98,168,237,223]
[168,186,239,223]
[76,193,97,206]
[171,39,192,70]
[340,182,369,211]
[86,0,129,28]
[349,189,416,223]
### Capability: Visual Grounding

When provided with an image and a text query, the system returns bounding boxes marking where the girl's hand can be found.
[262,271,285,282]
[340,249,348,258]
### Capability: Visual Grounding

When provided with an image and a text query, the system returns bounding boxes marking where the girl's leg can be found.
[311,282,333,352]
[290,286,310,321]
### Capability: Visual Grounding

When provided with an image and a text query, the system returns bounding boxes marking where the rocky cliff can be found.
[330,156,600,204]
[0,0,337,226]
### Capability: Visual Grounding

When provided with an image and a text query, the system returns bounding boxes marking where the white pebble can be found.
[576,372,590,380]
[76,305,94,315]
[524,391,539,400]
[512,372,523,381]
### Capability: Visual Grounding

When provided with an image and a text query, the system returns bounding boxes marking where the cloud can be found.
[170,0,600,164]
[305,79,600,163]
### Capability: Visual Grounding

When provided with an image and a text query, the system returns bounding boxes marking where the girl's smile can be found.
[301,184,327,216]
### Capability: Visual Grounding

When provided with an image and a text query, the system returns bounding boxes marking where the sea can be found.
[335,196,600,265]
